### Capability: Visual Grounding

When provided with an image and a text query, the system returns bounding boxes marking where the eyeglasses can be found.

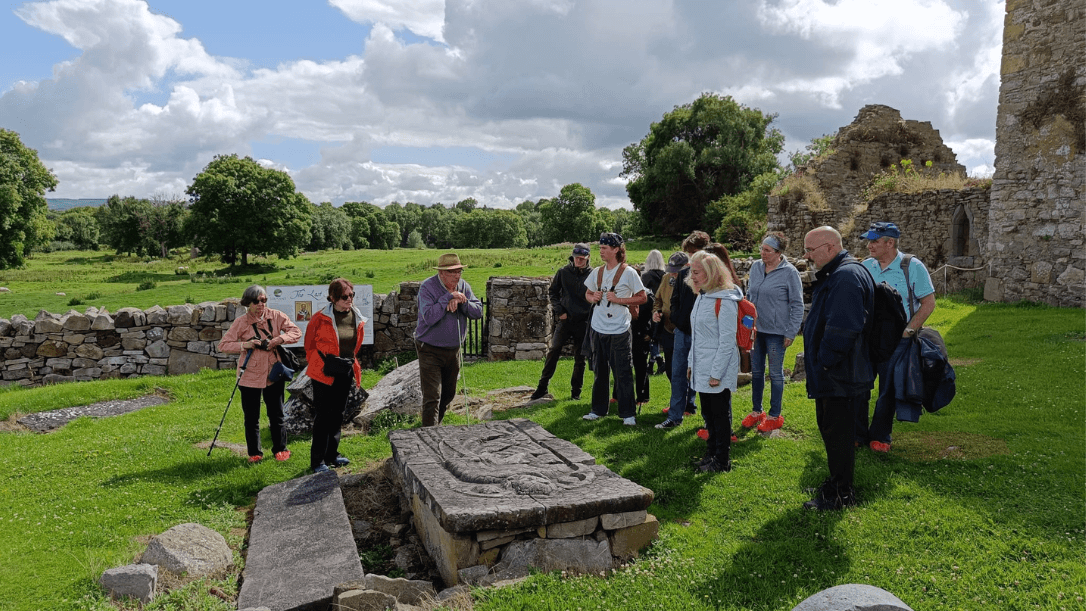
[440,269,462,275]
[338,293,355,301]
[803,243,831,254]
[252,297,267,304]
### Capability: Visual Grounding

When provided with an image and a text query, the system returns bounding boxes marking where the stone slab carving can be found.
[389,419,652,534]
[791,584,913,611]
[238,470,364,611]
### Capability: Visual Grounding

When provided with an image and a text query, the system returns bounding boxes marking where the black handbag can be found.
[275,345,301,371]
[320,351,355,379]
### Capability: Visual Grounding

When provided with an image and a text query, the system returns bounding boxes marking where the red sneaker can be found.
[661,407,670,415]
[757,415,784,432]
[696,428,708,440]
[740,411,766,428]
[274,450,291,462]
[870,441,891,453]
[247,455,263,464]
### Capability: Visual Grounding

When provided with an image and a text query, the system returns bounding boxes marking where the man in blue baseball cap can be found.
[858,221,936,453]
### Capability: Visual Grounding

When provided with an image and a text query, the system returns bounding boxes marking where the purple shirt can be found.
[415,274,483,348]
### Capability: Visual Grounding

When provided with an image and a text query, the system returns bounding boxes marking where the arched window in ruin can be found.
[951,205,973,256]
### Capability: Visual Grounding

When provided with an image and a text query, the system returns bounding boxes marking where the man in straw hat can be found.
[415,253,483,426]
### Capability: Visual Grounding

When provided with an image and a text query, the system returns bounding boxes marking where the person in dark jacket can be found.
[801,226,875,511]
[633,250,665,404]
[531,243,593,400]
[656,231,710,428]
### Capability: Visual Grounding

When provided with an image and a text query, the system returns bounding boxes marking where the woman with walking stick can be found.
[304,278,367,473]
[219,285,301,464]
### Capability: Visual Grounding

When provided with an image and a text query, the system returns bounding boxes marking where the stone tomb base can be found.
[388,419,657,586]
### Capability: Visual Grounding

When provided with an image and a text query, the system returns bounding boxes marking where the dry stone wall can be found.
[986,0,1084,307]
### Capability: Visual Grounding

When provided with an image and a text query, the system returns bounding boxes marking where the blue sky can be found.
[0,0,1004,209]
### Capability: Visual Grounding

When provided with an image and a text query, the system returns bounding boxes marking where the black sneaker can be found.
[530,387,547,401]
[570,392,581,401]
[803,485,856,511]
[698,457,731,473]
[654,419,680,430]
[684,404,697,415]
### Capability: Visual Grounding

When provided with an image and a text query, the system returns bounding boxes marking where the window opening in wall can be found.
[952,206,971,256]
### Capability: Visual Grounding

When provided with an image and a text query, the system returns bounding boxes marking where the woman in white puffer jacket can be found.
[686,251,743,472]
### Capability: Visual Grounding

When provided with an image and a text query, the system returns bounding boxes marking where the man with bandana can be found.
[582,233,647,425]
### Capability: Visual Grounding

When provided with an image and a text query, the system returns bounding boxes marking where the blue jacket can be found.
[747,257,804,339]
[803,251,875,398]
[687,287,743,393]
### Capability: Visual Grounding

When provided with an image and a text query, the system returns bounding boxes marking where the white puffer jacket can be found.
[687,287,743,394]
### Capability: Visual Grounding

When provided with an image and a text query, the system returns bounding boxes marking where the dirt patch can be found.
[193,440,248,457]
[892,431,1010,462]
[14,390,171,433]
[948,358,982,366]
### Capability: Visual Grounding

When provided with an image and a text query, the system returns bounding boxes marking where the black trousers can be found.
[537,318,587,395]
[590,330,635,418]
[632,328,651,403]
[239,382,286,457]
[310,376,351,469]
[700,389,732,462]
[815,394,866,492]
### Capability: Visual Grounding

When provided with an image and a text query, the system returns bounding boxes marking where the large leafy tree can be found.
[341,201,398,250]
[97,195,149,255]
[453,209,527,249]
[308,202,352,251]
[0,129,57,268]
[185,154,312,265]
[55,207,100,250]
[621,93,784,236]
[143,198,188,258]
[538,183,608,245]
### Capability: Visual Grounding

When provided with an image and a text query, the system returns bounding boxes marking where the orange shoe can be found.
[247,455,263,464]
[274,450,291,462]
[870,441,891,453]
[757,415,784,432]
[741,411,766,428]
[696,428,708,440]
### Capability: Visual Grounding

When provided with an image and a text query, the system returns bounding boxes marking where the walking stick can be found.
[208,349,253,457]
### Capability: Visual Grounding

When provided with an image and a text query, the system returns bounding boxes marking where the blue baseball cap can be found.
[860,222,901,240]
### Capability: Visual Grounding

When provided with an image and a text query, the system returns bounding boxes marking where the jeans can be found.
[418,341,461,427]
[537,318,587,396]
[311,376,350,469]
[859,337,912,444]
[750,332,787,418]
[590,330,635,418]
[816,394,866,492]
[666,329,697,423]
[239,382,287,457]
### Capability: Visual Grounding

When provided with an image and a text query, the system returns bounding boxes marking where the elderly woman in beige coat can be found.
[219,285,301,463]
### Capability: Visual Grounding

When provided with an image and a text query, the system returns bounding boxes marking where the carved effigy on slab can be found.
[388,419,657,585]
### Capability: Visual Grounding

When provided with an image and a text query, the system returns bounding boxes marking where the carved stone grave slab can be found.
[389,419,655,585]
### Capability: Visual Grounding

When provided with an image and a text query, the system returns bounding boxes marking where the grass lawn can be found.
[0,297,1082,610]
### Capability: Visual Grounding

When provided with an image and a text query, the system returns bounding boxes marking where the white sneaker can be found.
[582,412,601,421]
[623,417,636,426]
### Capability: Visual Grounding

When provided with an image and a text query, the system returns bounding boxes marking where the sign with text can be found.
[266,285,374,347]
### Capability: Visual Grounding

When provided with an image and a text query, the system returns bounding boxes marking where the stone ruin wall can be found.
[985,0,1084,307]
[767,104,989,293]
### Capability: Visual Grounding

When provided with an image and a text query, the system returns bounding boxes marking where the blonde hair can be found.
[685,251,734,294]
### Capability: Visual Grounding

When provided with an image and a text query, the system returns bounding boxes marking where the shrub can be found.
[85,291,102,301]
[861,159,975,202]
[771,173,828,211]
[67,297,84,306]
[136,280,156,291]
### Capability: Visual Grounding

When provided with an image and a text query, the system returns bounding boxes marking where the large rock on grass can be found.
[139,523,231,576]
[355,359,422,422]
[792,584,913,611]
[99,563,157,603]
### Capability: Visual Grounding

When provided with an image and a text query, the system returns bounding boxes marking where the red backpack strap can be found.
[715,298,721,317]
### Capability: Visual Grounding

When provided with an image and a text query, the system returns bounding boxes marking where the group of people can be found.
[219,219,935,511]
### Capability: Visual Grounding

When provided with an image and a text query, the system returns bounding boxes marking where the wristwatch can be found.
[905,327,917,337]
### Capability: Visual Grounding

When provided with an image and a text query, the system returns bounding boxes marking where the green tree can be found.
[0,129,57,267]
[55,207,100,250]
[454,197,478,213]
[142,199,188,258]
[341,201,398,250]
[621,93,784,236]
[453,209,527,248]
[308,202,353,251]
[514,200,544,247]
[538,183,607,245]
[97,195,152,255]
[707,170,779,252]
[185,154,312,265]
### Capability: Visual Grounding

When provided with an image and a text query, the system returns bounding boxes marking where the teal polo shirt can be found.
[862,252,935,317]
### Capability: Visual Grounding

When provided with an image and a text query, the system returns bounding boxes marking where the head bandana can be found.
[599,232,623,247]
[761,235,783,252]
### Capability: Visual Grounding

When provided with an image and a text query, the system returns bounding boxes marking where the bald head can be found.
[804,226,844,267]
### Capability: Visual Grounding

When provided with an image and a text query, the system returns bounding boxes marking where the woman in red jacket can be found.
[304,278,367,473]
[219,285,302,463]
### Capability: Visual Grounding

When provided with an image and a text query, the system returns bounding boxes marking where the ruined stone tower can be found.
[985,1,1084,307]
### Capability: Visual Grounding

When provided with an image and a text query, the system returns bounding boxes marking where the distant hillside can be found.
[47,198,108,211]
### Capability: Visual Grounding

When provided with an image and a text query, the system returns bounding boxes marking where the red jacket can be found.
[304,302,367,386]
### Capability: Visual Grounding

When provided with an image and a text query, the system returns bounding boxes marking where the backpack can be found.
[849,262,908,363]
[714,297,758,351]
[596,263,639,320]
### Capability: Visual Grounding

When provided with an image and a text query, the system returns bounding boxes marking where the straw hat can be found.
[434,253,466,270]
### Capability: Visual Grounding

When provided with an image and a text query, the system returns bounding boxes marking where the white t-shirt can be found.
[584,263,646,335]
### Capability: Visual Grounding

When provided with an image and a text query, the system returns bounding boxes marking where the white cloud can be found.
[330,0,447,42]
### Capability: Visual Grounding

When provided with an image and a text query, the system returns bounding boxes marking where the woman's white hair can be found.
[644,249,665,272]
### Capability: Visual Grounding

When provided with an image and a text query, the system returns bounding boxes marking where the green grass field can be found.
[1,294,1082,610]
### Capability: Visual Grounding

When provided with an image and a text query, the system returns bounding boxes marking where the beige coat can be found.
[219,308,302,388]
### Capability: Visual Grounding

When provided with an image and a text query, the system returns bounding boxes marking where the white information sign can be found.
[265,285,374,347]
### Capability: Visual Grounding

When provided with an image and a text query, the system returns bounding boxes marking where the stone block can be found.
[166,304,195,325]
[35,316,64,333]
[73,367,103,378]
[146,327,165,341]
[409,492,478,586]
[36,340,67,358]
[75,344,105,360]
[72,358,98,369]
[457,564,489,586]
[488,538,611,582]
[121,338,147,351]
[145,340,170,358]
[140,523,231,576]
[62,333,86,344]
[364,574,436,606]
[142,364,166,376]
[169,327,199,342]
[237,471,364,611]
[479,535,515,551]
[608,513,658,559]
[199,327,222,341]
[100,563,157,603]
[63,313,91,331]
[91,313,115,331]
[600,510,647,530]
[114,308,146,328]
[334,589,397,611]
[186,340,211,354]
[167,350,217,375]
[145,306,168,325]
[545,516,598,539]
[792,584,914,611]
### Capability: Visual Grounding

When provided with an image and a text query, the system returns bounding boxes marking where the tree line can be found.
[3,92,816,269]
